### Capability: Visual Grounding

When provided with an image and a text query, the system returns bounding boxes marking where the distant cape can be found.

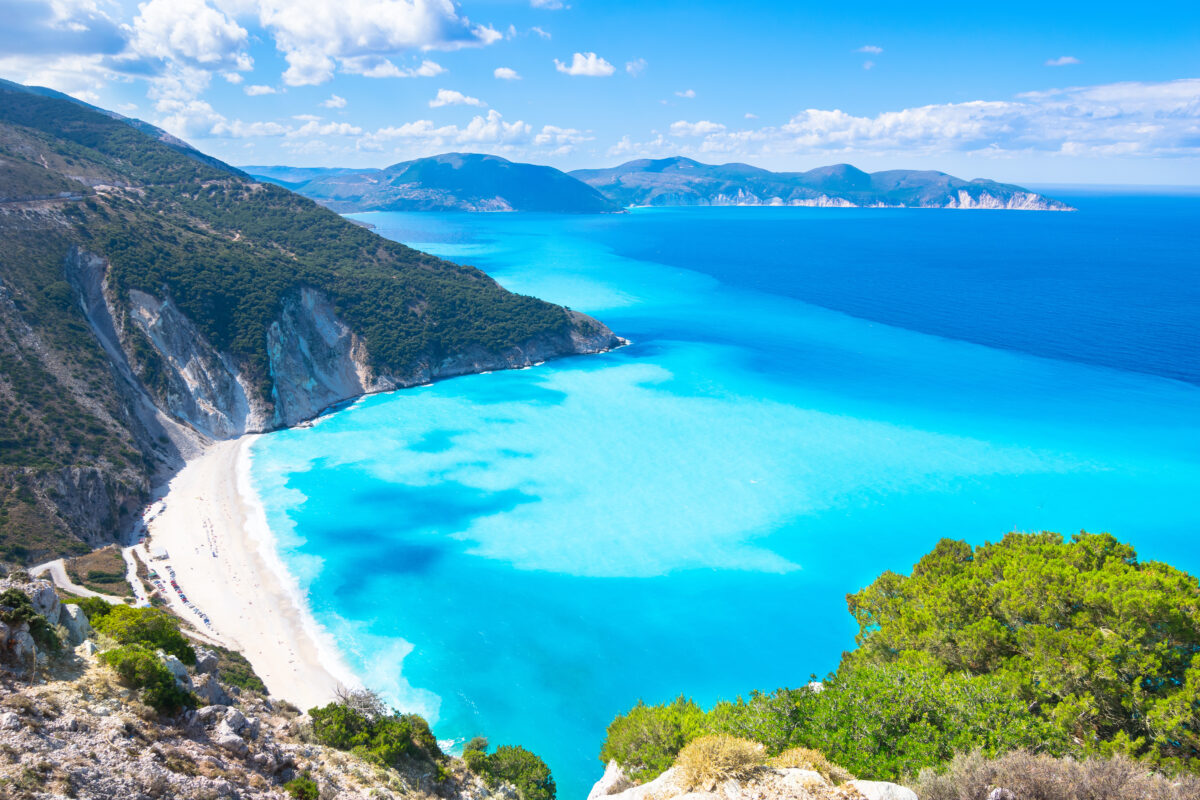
[570,157,1073,211]
[245,153,1072,213]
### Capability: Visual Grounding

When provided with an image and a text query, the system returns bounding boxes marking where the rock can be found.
[193,673,234,706]
[60,603,92,645]
[213,722,249,755]
[988,790,1017,800]
[28,582,61,625]
[223,708,250,735]
[588,761,634,800]
[10,626,36,665]
[0,712,20,731]
[195,705,229,726]
[0,620,8,650]
[158,652,192,689]
[194,647,219,673]
[78,640,99,656]
[849,780,919,800]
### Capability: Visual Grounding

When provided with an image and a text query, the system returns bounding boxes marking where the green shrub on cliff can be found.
[308,689,443,771]
[0,588,61,655]
[599,531,1200,781]
[93,605,195,664]
[476,745,556,800]
[100,644,194,713]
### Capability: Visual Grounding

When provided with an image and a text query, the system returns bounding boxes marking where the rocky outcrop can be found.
[60,603,91,645]
[587,764,902,800]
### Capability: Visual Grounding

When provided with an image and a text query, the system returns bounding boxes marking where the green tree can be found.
[100,644,194,713]
[93,604,196,663]
[598,696,706,781]
[484,745,556,800]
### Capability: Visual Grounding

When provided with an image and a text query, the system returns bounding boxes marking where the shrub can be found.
[0,588,61,656]
[100,644,194,713]
[913,750,1200,800]
[770,747,854,784]
[674,736,763,792]
[482,745,556,800]
[598,696,706,781]
[92,605,195,664]
[283,773,319,800]
[308,690,443,771]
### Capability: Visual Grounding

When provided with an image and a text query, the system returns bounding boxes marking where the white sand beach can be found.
[144,436,358,711]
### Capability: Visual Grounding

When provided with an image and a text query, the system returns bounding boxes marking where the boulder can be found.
[193,673,234,706]
[60,603,92,645]
[28,582,61,625]
[158,652,192,690]
[213,722,249,755]
[849,780,919,800]
[0,620,9,650]
[195,705,229,726]
[194,647,219,674]
[989,790,1017,800]
[10,626,36,665]
[588,761,634,800]
[0,711,20,731]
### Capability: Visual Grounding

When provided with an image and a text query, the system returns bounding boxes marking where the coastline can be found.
[144,436,360,711]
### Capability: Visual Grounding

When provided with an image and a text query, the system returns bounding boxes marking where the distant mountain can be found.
[244,153,622,213]
[570,157,1073,210]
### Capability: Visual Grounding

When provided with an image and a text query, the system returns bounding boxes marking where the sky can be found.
[1,0,1198,183]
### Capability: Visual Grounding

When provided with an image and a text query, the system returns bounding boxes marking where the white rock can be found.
[193,673,233,706]
[588,761,634,800]
[60,603,92,645]
[849,780,919,800]
[0,711,20,731]
[10,627,36,664]
[29,583,61,625]
[158,652,192,690]
[213,722,249,755]
[194,647,219,673]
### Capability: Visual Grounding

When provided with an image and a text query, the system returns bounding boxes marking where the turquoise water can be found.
[249,199,1200,798]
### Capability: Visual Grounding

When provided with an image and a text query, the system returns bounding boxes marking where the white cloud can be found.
[555,51,614,77]
[863,60,875,70]
[244,84,276,95]
[289,119,363,137]
[128,0,252,71]
[256,0,500,86]
[429,88,485,107]
[220,71,243,84]
[494,67,520,80]
[675,89,696,98]
[360,109,532,150]
[625,58,646,77]
[211,118,288,137]
[670,119,726,136]
[531,26,551,39]
[293,113,322,121]
[744,112,758,119]
[857,45,883,54]
[530,0,565,8]
[1046,56,1080,67]
[321,93,347,108]
[647,79,1200,160]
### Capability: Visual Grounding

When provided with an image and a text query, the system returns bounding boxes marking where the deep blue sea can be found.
[248,194,1200,798]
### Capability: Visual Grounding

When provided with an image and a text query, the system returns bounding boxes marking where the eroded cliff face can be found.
[76,254,621,441]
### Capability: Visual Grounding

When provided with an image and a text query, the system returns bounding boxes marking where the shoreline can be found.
[144,436,360,710]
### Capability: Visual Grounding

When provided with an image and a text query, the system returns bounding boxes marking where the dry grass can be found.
[913,750,1200,800]
[770,747,855,785]
[65,545,131,597]
[674,735,765,791]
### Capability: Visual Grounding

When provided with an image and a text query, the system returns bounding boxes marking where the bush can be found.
[599,696,706,781]
[770,747,854,785]
[0,588,61,656]
[308,690,443,771]
[913,750,1200,800]
[100,644,194,713]
[674,736,763,792]
[92,604,195,663]
[482,745,556,800]
[283,773,319,800]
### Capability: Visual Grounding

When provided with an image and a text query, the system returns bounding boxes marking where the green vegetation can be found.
[465,739,556,800]
[308,689,443,772]
[100,644,194,713]
[208,644,267,694]
[600,532,1200,783]
[283,773,319,800]
[0,587,61,655]
[92,605,195,664]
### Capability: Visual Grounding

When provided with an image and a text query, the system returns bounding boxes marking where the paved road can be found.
[29,558,129,605]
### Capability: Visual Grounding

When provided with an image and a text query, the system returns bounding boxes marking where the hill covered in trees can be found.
[0,81,618,563]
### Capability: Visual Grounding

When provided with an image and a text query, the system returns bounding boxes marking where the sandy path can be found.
[144,437,358,711]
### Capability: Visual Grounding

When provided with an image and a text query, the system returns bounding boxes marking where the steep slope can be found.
[247,152,622,213]
[0,82,620,563]
[570,157,1072,210]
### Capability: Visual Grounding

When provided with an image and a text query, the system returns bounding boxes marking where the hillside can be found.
[246,153,622,213]
[570,157,1072,210]
[0,81,619,563]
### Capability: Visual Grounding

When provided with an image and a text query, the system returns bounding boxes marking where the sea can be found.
[245,190,1200,798]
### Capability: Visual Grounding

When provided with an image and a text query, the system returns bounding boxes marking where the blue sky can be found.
[1,0,1198,182]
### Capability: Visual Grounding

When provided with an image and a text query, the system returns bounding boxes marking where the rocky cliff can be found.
[0,79,621,562]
